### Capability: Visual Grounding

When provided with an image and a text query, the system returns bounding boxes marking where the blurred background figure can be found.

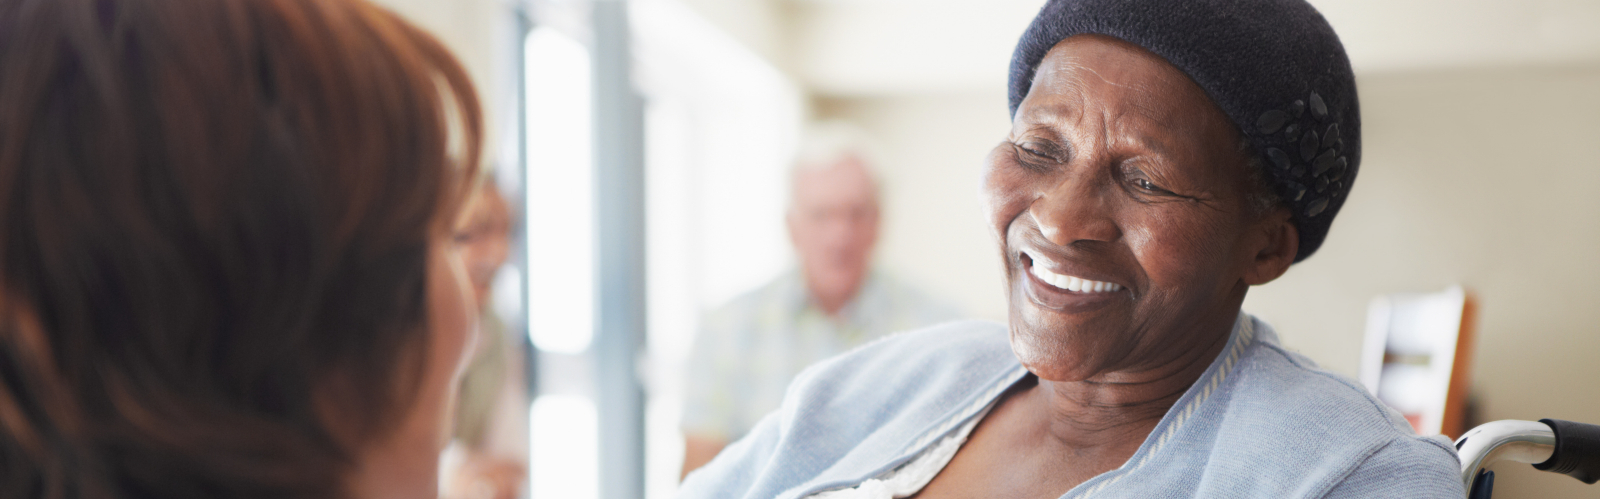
[442,180,530,499]
[679,124,960,477]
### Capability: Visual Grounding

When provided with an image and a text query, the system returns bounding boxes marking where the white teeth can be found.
[1023,250,1123,293]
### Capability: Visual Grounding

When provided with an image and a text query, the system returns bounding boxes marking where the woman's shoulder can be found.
[1232,319,1427,441]
[1201,317,1462,497]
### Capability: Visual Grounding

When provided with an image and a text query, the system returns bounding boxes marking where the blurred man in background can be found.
[442,181,528,499]
[680,125,960,477]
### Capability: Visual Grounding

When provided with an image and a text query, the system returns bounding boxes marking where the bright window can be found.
[524,27,595,356]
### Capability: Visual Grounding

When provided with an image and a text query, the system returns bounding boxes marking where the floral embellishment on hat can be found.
[1256,92,1347,218]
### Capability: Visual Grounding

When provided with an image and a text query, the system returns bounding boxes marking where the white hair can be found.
[787,120,883,210]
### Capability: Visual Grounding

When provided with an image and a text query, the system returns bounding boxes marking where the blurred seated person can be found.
[442,181,528,499]
[0,0,485,497]
[680,127,960,476]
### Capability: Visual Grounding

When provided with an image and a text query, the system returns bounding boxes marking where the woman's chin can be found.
[1014,349,1106,382]
[1006,319,1127,383]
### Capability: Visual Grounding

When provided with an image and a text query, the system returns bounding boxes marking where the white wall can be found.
[1248,65,1600,499]
[1309,0,1600,73]
[674,0,795,72]
[789,0,1044,95]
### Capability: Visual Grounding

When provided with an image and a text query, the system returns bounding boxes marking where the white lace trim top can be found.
[804,396,997,499]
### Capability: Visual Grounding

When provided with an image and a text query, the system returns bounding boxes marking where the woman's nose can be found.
[1027,173,1120,247]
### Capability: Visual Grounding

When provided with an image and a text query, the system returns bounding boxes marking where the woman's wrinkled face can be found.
[984,35,1289,382]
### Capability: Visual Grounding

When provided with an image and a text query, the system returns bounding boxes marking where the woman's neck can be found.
[348,442,440,498]
[1027,322,1231,453]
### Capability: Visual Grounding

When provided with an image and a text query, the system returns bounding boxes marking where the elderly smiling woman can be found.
[678,0,1465,498]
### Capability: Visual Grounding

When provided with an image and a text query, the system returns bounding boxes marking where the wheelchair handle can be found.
[1456,420,1554,491]
[1456,419,1600,496]
[1533,419,1600,485]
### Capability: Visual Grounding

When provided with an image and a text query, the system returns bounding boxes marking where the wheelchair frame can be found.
[1454,419,1600,498]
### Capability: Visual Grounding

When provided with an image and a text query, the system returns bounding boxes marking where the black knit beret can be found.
[1008,0,1358,262]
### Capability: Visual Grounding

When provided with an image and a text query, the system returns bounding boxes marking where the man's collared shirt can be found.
[682,269,960,441]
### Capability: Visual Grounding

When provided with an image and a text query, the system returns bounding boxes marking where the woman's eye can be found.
[1012,142,1064,170]
[1131,176,1171,194]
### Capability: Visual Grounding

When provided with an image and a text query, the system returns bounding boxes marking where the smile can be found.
[1023,249,1123,293]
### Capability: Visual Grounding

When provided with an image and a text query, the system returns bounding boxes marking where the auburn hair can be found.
[0,0,482,497]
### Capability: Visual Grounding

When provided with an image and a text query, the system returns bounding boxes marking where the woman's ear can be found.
[1243,207,1298,286]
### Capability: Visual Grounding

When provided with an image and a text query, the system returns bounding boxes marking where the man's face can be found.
[787,156,880,310]
[453,186,511,309]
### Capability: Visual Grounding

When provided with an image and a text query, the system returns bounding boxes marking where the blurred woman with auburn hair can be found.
[0,0,483,497]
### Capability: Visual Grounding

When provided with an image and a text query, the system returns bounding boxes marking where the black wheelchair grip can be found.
[1534,419,1600,485]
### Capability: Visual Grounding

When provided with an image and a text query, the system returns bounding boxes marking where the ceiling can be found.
[752,0,1600,96]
